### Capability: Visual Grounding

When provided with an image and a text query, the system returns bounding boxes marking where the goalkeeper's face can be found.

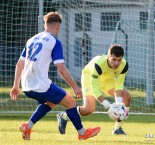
[108,54,123,70]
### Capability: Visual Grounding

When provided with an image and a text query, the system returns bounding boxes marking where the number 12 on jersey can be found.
[28,42,43,61]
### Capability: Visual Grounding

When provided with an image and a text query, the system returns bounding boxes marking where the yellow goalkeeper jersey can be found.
[82,54,128,98]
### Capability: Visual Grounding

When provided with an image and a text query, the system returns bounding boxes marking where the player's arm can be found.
[56,63,82,98]
[91,61,112,105]
[91,63,102,98]
[91,62,118,118]
[10,46,26,100]
[10,59,25,100]
[52,39,82,98]
[115,62,128,104]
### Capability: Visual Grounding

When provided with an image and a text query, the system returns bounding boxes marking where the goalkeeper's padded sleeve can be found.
[91,63,102,98]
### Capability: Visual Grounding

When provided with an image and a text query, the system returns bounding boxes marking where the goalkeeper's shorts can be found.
[24,83,66,104]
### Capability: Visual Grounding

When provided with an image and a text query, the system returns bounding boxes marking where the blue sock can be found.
[66,107,83,131]
[29,104,51,124]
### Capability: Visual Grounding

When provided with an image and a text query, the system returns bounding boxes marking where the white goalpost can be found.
[0,0,155,115]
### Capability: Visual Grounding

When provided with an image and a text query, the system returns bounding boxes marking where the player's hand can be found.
[10,87,20,100]
[115,102,129,121]
[107,103,119,119]
[102,100,119,119]
[72,86,82,99]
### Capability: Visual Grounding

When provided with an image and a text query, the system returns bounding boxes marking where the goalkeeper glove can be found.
[102,100,119,119]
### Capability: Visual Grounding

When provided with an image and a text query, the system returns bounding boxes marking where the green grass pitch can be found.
[0,113,155,145]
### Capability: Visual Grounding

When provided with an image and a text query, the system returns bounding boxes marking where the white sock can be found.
[114,106,130,130]
[77,106,82,116]
[114,121,122,130]
[78,127,86,135]
[62,112,69,121]
[27,120,34,129]
[62,107,81,121]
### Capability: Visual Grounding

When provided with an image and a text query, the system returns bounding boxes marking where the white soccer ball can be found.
[116,105,129,122]
[108,105,129,122]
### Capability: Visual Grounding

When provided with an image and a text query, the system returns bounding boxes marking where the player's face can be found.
[56,23,61,33]
[108,54,123,70]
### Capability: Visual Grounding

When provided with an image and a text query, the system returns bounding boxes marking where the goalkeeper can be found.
[57,44,131,135]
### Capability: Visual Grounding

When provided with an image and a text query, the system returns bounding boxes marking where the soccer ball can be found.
[116,105,129,122]
[108,105,129,122]
[108,106,118,121]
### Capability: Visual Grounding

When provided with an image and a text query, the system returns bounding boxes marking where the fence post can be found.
[146,0,154,105]
[38,0,44,33]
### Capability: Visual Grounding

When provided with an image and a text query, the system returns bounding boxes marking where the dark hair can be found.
[108,44,124,57]
[44,12,62,24]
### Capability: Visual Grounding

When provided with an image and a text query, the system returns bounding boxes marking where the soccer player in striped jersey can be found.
[10,12,101,140]
[58,44,131,135]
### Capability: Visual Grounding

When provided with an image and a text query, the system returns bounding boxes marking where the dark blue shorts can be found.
[24,83,66,104]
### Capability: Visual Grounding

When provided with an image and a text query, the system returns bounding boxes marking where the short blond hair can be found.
[44,12,62,24]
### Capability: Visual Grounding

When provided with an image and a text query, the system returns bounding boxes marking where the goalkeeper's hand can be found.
[115,102,129,121]
[102,100,119,119]
[107,103,119,119]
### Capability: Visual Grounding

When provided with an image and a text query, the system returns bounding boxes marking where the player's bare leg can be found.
[57,93,101,140]
[19,102,54,140]
[78,95,96,116]
[108,87,131,135]
[57,95,95,134]
[57,93,76,134]
[57,95,99,135]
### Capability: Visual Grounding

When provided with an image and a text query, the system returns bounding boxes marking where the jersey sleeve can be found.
[20,46,26,60]
[52,39,64,64]
[115,62,128,90]
[91,62,103,98]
